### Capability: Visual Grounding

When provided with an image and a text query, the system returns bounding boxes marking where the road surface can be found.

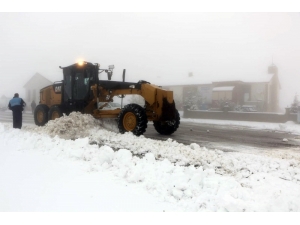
[144,120,300,152]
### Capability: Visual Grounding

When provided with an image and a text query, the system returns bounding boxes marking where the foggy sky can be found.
[1,12,300,109]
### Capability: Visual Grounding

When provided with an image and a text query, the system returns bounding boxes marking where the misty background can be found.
[0,12,299,110]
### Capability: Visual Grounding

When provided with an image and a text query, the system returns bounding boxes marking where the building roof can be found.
[23,73,53,89]
[0,95,9,99]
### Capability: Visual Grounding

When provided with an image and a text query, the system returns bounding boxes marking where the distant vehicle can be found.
[240,105,257,112]
[98,102,122,110]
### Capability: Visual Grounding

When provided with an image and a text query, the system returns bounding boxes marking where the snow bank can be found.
[1,112,300,211]
[26,113,300,182]
[182,118,300,135]
[32,112,102,140]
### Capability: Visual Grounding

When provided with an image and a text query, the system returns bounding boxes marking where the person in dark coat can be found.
[8,93,26,129]
[31,100,36,114]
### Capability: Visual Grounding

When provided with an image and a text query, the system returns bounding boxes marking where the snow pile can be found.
[88,131,300,185]
[182,118,300,135]
[32,112,102,140]
[1,118,300,211]
[98,118,120,133]
[26,112,300,184]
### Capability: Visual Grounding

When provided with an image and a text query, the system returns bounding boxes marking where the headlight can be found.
[77,61,84,66]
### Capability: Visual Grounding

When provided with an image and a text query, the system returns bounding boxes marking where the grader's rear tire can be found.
[153,109,180,135]
[34,104,49,126]
[117,104,148,136]
[48,105,63,121]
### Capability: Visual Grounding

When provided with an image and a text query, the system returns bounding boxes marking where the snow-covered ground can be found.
[182,116,300,135]
[1,112,300,213]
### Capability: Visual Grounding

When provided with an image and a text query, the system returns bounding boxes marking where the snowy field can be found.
[1,112,300,215]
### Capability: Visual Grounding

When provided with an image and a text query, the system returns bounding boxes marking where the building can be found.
[162,64,281,112]
[0,95,10,109]
[23,73,53,104]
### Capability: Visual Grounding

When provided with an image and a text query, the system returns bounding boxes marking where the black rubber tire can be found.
[34,104,49,126]
[48,105,63,121]
[117,104,148,136]
[153,109,180,135]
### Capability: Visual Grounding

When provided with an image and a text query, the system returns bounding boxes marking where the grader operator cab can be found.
[34,61,180,136]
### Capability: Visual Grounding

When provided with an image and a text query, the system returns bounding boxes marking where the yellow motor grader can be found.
[34,61,180,136]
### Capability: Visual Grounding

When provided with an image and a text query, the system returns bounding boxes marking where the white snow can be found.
[182,116,300,135]
[1,112,300,213]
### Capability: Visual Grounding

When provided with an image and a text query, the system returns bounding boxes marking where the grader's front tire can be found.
[48,105,63,121]
[34,104,49,126]
[153,109,180,135]
[117,104,148,136]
